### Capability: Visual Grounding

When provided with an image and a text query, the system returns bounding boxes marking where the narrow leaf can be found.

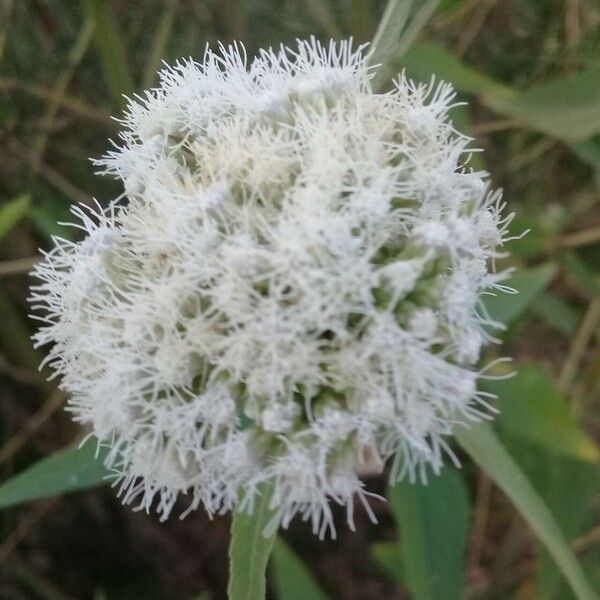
[228,486,277,600]
[388,468,470,600]
[402,39,511,97]
[271,537,329,600]
[485,66,600,143]
[370,542,404,582]
[0,289,44,373]
[391,0,442,68]
[538,460,599,600]
[561,253,600,298]
[532,293,579,337]
[500,435,600,600]
[369,0,442,90]
[402,42,600,144]
[0,440,110,510]
[368,0,413,89]
[456,422,598,600]
[142,0,179,89]
[572,136,600,178]
[300,0,343,39]
[485,365,599,463]
[484,263,557,326]
[0,194,30,243]
[84,0,134,109]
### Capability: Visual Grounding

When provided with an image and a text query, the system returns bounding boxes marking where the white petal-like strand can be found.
[30,38,515,537]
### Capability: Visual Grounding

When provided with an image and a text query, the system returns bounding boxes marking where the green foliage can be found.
[370,541,404,582]
[0,440,109,510]
[386,469,470,600]
[271,538,329,600]
[84,0,133,108]
[456,423,598,600]
[505,435,600,600]
[2,0,600,598]
[403,39,510,96]
[404,40,600,143]
[369,0,442,90]
[562,253,600,298]
[0,194,30,243]
[485,66,600,143]
[488,366,599,463]
[532,292,579,337]
[484,263,557,326]
[0,289,43,372]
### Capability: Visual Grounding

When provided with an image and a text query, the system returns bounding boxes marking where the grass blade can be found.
[392,0,441,63]
[368,0,413,88]
[369,0,441,90]
[32,17,95,165]
[301,0,343,39]
[84,0,134,109]
[456,422,598,600]
[485,365,599,463]
[402,41,600,143]
[142,0,179,89]
[485,66,600,144]
[0,194,30,243]
[0,440,110,510]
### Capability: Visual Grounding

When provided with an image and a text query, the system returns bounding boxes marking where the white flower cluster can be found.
[30,39,515,537]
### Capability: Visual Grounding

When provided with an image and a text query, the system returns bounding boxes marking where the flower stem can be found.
[228,485,277,600]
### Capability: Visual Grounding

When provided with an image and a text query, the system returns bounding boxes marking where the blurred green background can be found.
[1,1,600,598]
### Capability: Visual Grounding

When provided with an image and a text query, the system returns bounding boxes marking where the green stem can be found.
[228,485,277,600]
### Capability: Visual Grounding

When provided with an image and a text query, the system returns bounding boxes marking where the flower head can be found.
[30,38,514,537]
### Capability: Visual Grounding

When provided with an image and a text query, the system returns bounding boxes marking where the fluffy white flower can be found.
[30,38,516,538]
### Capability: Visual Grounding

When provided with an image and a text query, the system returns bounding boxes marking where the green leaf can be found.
[142,0,179,89]
[532,292,579,337]
[572,136,600,170]
[84,0,134,109]
[369,0,441,90]
[228,485,277,600]
[538,460,599,600]
[402,40,511,97]
[561,253,600,298]
[484,263,557,326]
[456,422,598,600]
[502,436,600,600]
[388,468,470,600]
[506,215,549,259]
[484,365,599,463]
[368,0,412,89]
[0,194,30,243]
[0,440,110,510]
[299,0,342,39]
[402,42,600,144]
[0,289,44,374]
[30,194,75,243]
[436,0,470,16]
[370,541,404,582]
[271,537,329,600]
[391,0,441,66]
[485,66,600,143]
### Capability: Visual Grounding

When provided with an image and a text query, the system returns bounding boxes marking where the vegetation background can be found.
[0,0,599,598]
